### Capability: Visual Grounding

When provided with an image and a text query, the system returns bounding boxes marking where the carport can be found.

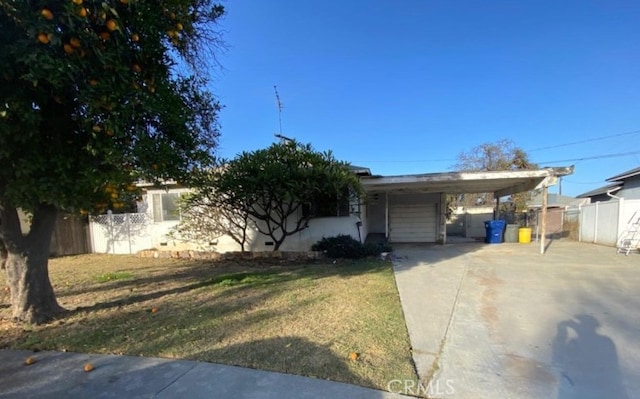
[361,167,573,253]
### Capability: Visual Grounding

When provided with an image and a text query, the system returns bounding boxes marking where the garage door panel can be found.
[389,203,437,242]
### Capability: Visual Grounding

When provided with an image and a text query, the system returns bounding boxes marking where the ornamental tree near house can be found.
[452,139,538,211]
[0,0,223,324]
[170,170,255,252]
[177,141,363,251]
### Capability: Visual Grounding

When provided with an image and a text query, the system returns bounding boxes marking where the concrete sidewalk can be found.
[392,241,640,399]
[0,349,408,399]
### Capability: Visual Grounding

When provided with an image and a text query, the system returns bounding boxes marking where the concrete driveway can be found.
[392,241,640,399]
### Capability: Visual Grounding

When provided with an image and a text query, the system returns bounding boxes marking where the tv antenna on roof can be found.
[274,85,284,134]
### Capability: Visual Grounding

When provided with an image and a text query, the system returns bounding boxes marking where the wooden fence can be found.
[49,214,90,256]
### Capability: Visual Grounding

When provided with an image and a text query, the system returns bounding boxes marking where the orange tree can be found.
[0,0,223,323]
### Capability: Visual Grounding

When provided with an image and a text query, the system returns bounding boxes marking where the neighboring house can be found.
[577,166,640,202]
[528,193,589,209]
[576,183,622,203]
[571,166,640,248]
[128,166,572,253]
[607,167,640,199]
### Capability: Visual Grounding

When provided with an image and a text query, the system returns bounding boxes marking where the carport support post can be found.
[438,192,447,244]
[540,183,548,254]
[385,191,389,240]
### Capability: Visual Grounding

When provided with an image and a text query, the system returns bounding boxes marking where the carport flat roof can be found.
[361,167,574,196]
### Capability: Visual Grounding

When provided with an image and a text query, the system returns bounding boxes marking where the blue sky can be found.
[210,0,640,197]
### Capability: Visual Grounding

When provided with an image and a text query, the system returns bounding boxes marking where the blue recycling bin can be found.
[484,220,506,244]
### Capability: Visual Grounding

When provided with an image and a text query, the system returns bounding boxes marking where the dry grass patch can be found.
[0,254,417,392]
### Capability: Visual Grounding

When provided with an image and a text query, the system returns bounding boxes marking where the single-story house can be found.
[132,166,573,253]
[577,166,640,202]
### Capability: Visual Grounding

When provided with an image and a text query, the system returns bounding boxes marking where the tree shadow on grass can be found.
[1,257,410,393]
[65,268,297,316]
[53,258,390,299]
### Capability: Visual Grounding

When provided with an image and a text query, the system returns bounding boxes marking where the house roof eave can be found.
[605,166,640,182]
[576,184,621,198]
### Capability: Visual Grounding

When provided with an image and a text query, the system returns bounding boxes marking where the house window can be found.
[304,188,351,218]
[152,193,181,222]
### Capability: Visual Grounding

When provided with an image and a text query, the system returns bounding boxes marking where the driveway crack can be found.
[152,362,198,397]
[423,256,470,386]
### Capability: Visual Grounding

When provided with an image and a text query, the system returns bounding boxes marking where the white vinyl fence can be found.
[578,199,640,246]
[89,212,152,254]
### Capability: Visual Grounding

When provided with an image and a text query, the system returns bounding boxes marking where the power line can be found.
[350,158,455,164]
[527,129,640,152]
[536,150,640,165]
[352,128,640,165]
[563,179,608,185]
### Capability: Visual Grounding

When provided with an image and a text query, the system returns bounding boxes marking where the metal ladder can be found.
[616,212,640,255]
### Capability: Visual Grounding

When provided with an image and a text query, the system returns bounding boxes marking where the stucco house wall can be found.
[138,187,364,253]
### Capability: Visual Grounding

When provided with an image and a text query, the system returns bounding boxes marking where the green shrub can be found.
[312,235,392,259]
[362,242,393,257]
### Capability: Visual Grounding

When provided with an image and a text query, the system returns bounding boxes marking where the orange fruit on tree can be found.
[106,19,118,32]
[99,32,110,41]
[41,8,53,20]
[72,0,83,5]
[24,357,36,366]
[175,23,183,31]
[131,33,140,42]
[63,44,75,54]
[70,38,81,48]
[78,7,87,17]
[37,33,50,44]
[132,64,142,73]
[83,363,94,372]
[120,0,129,4]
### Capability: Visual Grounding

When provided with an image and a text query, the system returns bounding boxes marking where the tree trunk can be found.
[0,239,7,270]
[0,204,64,324]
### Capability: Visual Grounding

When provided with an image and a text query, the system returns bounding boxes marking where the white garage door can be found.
[389,203,437,242]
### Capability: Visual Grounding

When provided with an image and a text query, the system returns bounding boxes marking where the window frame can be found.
[150,191,185,223]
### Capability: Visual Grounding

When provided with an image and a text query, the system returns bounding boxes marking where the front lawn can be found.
[0,254,417,392]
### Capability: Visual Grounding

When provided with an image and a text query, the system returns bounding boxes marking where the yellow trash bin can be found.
[518,227,532,244]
